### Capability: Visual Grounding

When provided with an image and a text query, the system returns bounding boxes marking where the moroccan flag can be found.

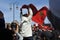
[32,6,48,25]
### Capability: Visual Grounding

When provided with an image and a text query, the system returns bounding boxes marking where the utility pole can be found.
[9,2,18,21]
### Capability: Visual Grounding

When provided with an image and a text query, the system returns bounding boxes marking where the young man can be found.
[20,5,33,40]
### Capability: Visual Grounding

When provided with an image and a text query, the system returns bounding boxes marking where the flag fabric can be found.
[32,6,48,25]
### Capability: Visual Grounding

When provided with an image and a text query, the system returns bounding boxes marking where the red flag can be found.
[32,6,48,25]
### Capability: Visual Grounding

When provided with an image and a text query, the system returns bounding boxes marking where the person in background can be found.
[0,10,14,40]
[11,22,23,40]
[11,22,19,40]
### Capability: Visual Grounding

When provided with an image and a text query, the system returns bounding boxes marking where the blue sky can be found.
[0,0,50,24]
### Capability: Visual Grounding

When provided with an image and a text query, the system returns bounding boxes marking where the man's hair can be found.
[11,22,17,30]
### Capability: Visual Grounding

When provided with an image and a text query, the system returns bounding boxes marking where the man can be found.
[20,5,33,40]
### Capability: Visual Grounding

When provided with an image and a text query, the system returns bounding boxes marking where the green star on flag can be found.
[40,11,44,16]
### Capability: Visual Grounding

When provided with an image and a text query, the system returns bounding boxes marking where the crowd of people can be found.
[0,3,60,40]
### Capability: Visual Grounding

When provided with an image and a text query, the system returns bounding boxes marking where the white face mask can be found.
[49,0,60,18]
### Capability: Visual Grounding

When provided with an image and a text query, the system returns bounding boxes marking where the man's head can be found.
[20,4,30,17]
[11,22,17,31]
